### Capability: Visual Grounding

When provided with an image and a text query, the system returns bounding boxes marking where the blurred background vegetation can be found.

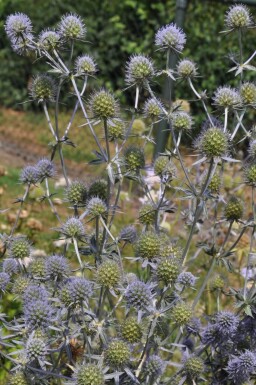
[0,0,255,110]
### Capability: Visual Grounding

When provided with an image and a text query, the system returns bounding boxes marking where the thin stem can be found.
[73,237,83,269]
[224,107,228,133]
[188,78,214,126]
[243,187,255,296]
[10,185,30,236]
[43,102,58,141]
[193,257,216,309]
[45,178,61,223]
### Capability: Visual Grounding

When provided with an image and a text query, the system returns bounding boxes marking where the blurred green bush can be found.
[0,0,255,109]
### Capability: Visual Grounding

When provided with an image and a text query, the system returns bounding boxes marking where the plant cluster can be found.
[1,4,256,385]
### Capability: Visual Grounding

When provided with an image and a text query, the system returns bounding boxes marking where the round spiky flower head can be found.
[157,258,180,285]
[154,155,176,180]
[26,338,46,363]
[125,279,152,310]
[24,300,54,330]
[172,111,192,131]
[207,173,221,195]
[36,158,55,180]
[244,163,256,186]
[144,355,165,378]
[172,302,192,326]
[0,272,10,292]
[5,13,32,40]
[12,276,31,296]
[69,277,93,304]
[75,54,97,76]
[177,272,197,287]
[31,74,56,103]
[58,13,86,40]
[90,89,118,120]
[75,364,105,385]
[183,356,204,381]
[211,275,225,291]
[240,82,256,106]
[38,29,61,51]
[29,257,46,279]
[224,196,243,221]
[97,260,120,288]
[139,203,156,226]
[66,181,87,206]
[143,98,163,119]
[227,350,256,384]
[215,311,239,337]
[135,232,160,260]
[46,255,69,280]
[124,146,145,173]
[8,371,29,385]
[225,5,253,30]
[177,59,197,79]
[213,86,241,110]
[87,197,107,217]
[121,318,142,343]
[23,284,48,305]
[119,225,137,243]
[20,165,39,184]
[11,33,34,56]
[195,126,229,158]
[88,179,108,202]
[61,217,85,238]
[107,119,125,140]
[155,23,186,52]
[3,258,18,275]
[9,237,31,259]
[125,54,154,85]
[104,340,130,369]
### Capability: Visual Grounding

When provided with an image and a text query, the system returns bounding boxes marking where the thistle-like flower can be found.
[124,146,145,173]
[89,89,119,120]
[121,318,142,343]
[66,181,87,206]
[240,82,256,106]
[87,197,107,217]
[5,13,33,40]
[88,179,108,202]
[97,260,120,289]
[24,299,55,329]
[135,232,160,260]
[226,350,256,384]
[177,272,197,287]
[125,279,152,311]
[213,86,241,110]
[155,23,186,52]
[125,54,154,85]
[69,277,93,304]
[74,364,105,385]
[224,197,243,221]
[12,276,31,296]
[225,5,253,30]
[195,126,229,158]
[143,355,165,379]
[9,237,31,259]
[139,203,156,226]
[58,13,86,40]
[8,371,29,385]
[207,173,221,195]
[45,255,69,280]
[215,311,239,337]
[36,158,55,180]
[244,163,256,186]
[157,258,180,285]
[11,33,34,56]
[177,59,197,79]
[104,339,131,369]
[20,165,39,184]
[2,258,19,275]
[171,302,192,326]
[182,356,204,381]
[26,337,47,363]
[107,119,125,140]
[154,155,176,181]
[23,284,48,304]
[119,225,137,243]
[38,29,62,51]
[143,98,163,119]
[171,111,192,131]
[75,54,97,76]
[0,272,10,292]
[30,74,56,103]
[61,217,85,239]
[29,257,46,278]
